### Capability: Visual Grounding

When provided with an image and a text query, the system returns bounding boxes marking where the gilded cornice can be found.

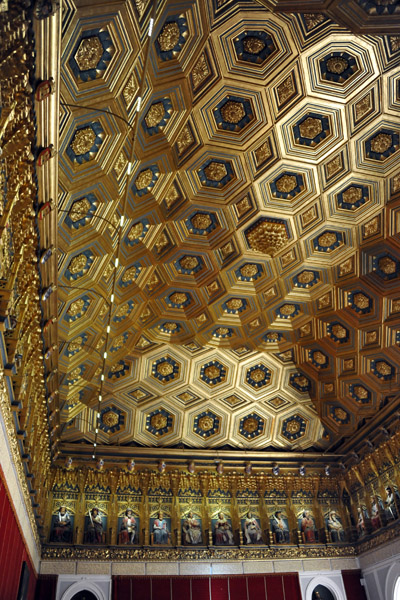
[356,518,400,555]
[0,0,60,550]
[41,544,356,562]
[0,369,40,550]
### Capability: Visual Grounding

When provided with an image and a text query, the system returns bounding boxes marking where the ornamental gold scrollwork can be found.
[331,324,347,339]
[239,264,258,278]
[150,413,167,429]
[127,222,144,241]
[370,133,392,154]
[68,254,88,274]
[374,361,392,376]
[280,303,296,316]
[326,56,348,74]
[286,420,301,434]
[68,337,83,353]
[135,169,153,190]
[246,220,289,255]
[204,365,221,379]
[334,407,348,421]
[115,304,130,318]
[390,36,400,52]
[353,385,369,399]
[69,198,91,222]
[242,417,259,433]
[145,103,165,128]
[170,292,187,305]
[318,232,337,247]
[191,53,210,91]
[379,257,397,275]
[75,37,103,71]
[198,416,214,432]
[303,13,325,30]
[122,267,137,282]
[220,101,245,124]
[326,155,342,178]
[102,411,119,428]
[0,16,51,551]
[164,185,180,208]
[276,75,296,106]
[70,128,96,156]
[342,186,363,205]
[254,141,272,167]
[249,369,266,383]
[299,117,323,140]
[243,37,265,55]
[313,351,327,366]
[114,153,127,178]
[180,256,199,270]
[156,362,174,376]
[176,126,194,155]
[67,298,87,316]
[353,292,370,309]
[191,213,212,229]
[157,22,180,52]
[276,175,297,194]
[204,162,227,182]
[123,74,137,107]
[41,543,356,561]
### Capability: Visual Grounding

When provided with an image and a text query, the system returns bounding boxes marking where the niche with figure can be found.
[150,509,172,545]
[118,508,140,545]
[211,509,235,546]
[181,509,203,545]
[84,507,107,544]
[241,507,263,545]
[270,509,290,544]
[312,584,335,600]
[325,509,345,543]
[298,508,318,544]
[50,505,74,543]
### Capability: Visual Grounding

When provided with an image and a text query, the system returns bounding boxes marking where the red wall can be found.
[0,466,37,600]
[34,575,57,600]
[112,574,301,600]
[342,570,368,600]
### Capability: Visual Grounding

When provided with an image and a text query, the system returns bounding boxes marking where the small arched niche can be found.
[312,585,336,600]
[70,593,98,600]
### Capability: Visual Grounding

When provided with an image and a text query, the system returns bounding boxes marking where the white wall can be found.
[41,556,357,578]
[56,575,112,600]
[0,405,41,572]
[359,537,400,600]
[299,571,347,600]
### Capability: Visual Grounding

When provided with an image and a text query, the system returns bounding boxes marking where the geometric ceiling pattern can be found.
[56,0,400,456]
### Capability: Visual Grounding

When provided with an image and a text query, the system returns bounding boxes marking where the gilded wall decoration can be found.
[41,444,400,558]
[0,4,53,548]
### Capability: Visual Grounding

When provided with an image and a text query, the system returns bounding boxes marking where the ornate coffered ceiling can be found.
[55,0,400,458]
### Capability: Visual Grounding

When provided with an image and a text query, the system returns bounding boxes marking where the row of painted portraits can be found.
[50,507,345,545]
[357,487,399,537]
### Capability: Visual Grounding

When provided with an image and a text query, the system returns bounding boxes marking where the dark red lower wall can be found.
[0,465,37,600]
[112,574,301,600]
[34,574,57,600]
[342,570,368,600]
